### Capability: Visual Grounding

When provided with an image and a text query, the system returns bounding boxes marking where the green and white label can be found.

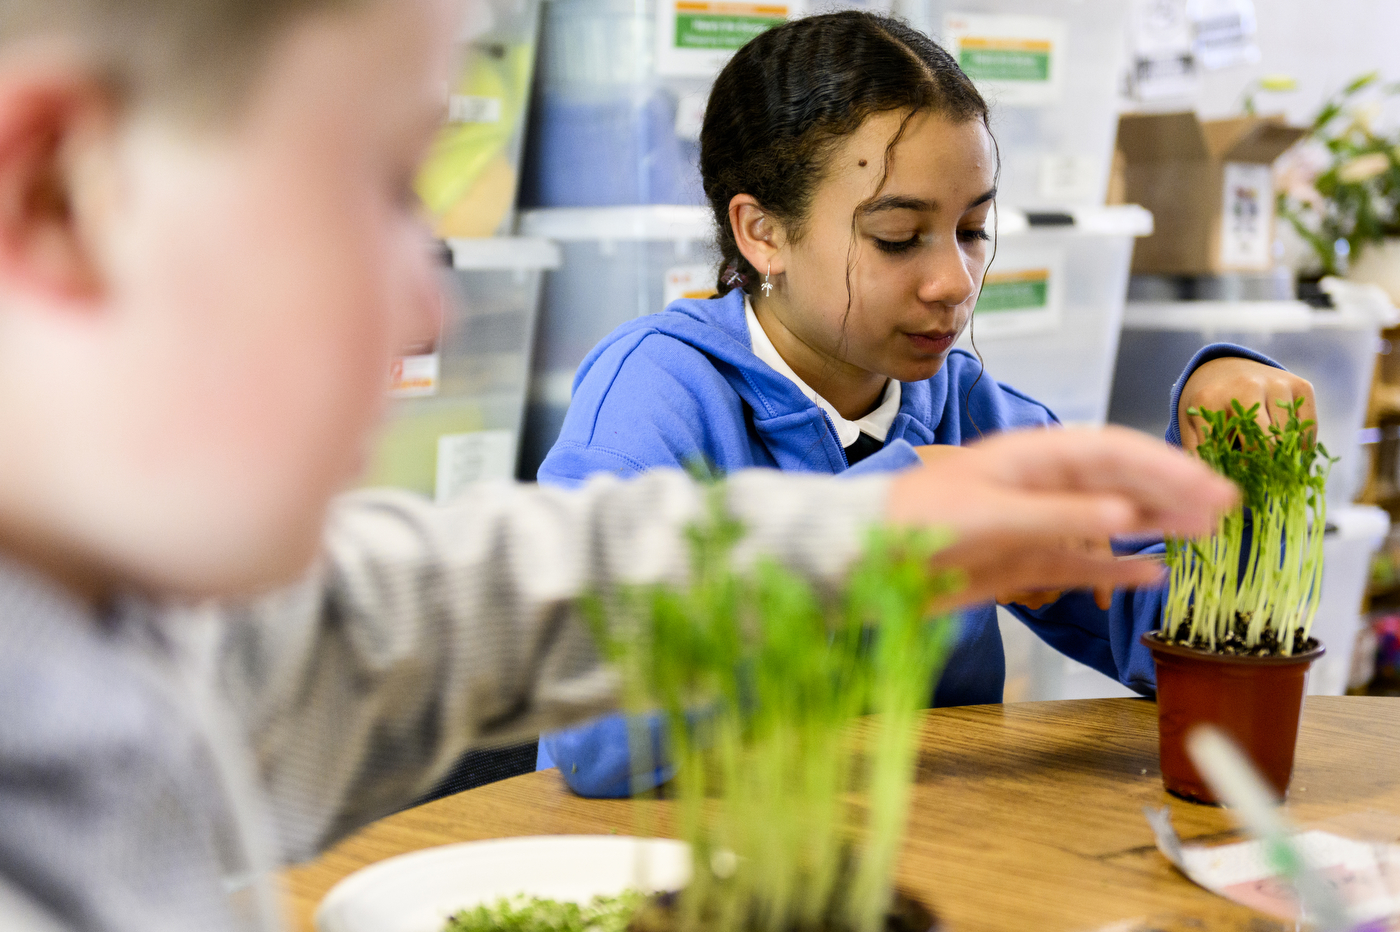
[658,0,797,77]
[675,3,785,50]
[977,269,1050,313]
[943,13,1066,107]
[972,264,1061,337]
[959,39,1050,82]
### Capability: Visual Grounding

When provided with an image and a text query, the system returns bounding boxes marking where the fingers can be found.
[913,444,970,465]
[997,541,1115,612]
[967,427,1238,535]
[885,427,1238,607]
[934,543,1165,612]
[1180,414,1203,455]
[995,589,1061,610]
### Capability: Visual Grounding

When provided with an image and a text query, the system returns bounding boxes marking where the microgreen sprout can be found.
[589,484,961,932]
[1162,399,1333,655]
[444,892,648,932]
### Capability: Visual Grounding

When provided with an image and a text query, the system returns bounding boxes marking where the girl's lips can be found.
[905,331,957,354]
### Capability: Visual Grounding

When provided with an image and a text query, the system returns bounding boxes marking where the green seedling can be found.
[1162,399,1333,655]
[589,484,961,932]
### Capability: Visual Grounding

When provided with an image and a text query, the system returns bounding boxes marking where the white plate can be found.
[315,835,692,932]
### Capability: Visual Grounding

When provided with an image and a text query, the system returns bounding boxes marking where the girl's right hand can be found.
[887,426,1236,612]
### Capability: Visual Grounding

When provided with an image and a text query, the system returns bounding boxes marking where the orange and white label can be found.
[389,353,440,399]
[665,265,720,306]
[957,36,1052,52]
[674,0,787,15]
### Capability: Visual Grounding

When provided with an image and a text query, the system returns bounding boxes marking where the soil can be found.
[627,888,940,932]
[1159,609,1319,657]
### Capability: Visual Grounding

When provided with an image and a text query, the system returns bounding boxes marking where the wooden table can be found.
[282,697,1400,932]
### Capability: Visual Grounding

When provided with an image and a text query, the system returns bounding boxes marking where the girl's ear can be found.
[0,70,116,309]
[728,193,788,275]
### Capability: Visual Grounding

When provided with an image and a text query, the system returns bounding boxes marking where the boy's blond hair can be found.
[0,0,352,121]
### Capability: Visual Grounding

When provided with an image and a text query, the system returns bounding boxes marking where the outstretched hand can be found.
[887,426,1237,612]
[1178,358,1316,454]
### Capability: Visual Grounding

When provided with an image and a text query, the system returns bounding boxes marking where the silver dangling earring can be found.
[761,262,773,297]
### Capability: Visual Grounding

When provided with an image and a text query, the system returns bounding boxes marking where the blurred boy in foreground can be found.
[0,1,1235,930]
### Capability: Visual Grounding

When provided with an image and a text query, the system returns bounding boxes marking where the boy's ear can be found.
[728,194,788,276]
[0,70,115,306]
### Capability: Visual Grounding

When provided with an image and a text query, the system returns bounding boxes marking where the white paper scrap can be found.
[1145,807,1400,927]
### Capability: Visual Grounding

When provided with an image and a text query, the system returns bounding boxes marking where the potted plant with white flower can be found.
[1277,72,1400,299]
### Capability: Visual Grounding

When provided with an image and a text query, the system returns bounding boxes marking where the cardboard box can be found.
[1111,112,1305,275]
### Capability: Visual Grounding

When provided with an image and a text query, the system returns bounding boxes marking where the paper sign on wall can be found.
[1187,0,1260,70]
[435,429,516,502]
[972,263,1062,337]
[942,13,1066,107]
[1126,0,1200,101]
[664,265,720,306]
[657,0,797,78]
[1219,161,1274,270]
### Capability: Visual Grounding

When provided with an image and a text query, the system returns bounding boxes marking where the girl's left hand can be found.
[1177,358,1317,455]
[996,537,1116,611]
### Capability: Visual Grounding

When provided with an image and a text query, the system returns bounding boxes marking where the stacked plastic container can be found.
[915,0,1140,427]
[419,0,545,237]
[515,0,765,476]
[954,205,1152,426]
[366,239,561,500]
[1109,281,1396,507]
[904,0,1129,208]
[517,206,719,478]
[367,0,558,501]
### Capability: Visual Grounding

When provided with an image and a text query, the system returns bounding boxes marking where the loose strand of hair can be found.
[962,127,1002,441]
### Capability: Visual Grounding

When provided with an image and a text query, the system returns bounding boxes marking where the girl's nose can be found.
[915,236,978,309]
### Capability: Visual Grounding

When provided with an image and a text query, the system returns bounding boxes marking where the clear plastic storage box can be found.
[521,0,897,208]
[416,0,544,238]
[365,238,560,500]
[1108,280,1398,506]
[900,0,1129,208]
[522,0,715,207]
[517,206,720,477]
[1309,505,1390,696]
[952,204,1153,427]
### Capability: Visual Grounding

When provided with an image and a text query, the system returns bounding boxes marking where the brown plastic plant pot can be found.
[1142,632,1325,805]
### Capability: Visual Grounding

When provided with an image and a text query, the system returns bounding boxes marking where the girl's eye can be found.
[873,235,920,255]
[959,227,991,243]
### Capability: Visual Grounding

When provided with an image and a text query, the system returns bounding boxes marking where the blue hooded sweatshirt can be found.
[533,288,1276,797]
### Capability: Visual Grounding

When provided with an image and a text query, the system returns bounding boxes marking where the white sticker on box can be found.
[942,13,1066,107]
[664,265,720,306]
[389,353,440,399]
[1219,162,1273,270]
[435,429,516,502]
[1038,155,1098,202]
[448,95,503,124]
[657,0,799,79]
[971,259,1064,337]
[675,91,709,143]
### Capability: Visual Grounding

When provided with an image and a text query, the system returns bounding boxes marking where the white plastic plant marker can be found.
[315,836,691,932]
